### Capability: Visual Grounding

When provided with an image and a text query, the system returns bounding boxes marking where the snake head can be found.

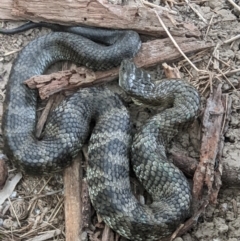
[119,59,154,99]
[119,59,137,92]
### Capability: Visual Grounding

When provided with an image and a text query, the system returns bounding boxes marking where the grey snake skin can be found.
[2,26,200,240]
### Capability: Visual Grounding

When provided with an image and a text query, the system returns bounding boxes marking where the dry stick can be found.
[224,34,240,44]
[7,197,21,227]
[141,0,177,15]
[209,94,231,203]
[193,84,224,202]
[2,49,20,57]
[185,0,207,24]
[217,67,236,90]
[206,42,220,70]
[102,225,114,241]
[64,153,83,241]
[204,15,214,40]
[220,68,240,76]
[226,0,240,12]
[36,95,56,138]
[25,38,213,100]
[154,10,200,72]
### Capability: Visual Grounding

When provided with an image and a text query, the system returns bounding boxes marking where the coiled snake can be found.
[1,25,200,240]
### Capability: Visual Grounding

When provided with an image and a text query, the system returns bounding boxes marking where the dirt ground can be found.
[0,0,240,241]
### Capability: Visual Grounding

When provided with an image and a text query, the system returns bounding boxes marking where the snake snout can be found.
[119,59,137,91]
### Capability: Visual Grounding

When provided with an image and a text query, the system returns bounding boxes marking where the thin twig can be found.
[204,15,214,40]
[185,0,207,24]
[8,197,21,227]
[141,0,177,14]
[154,10,201,72]
[226,0,240,12]
[2,49,20,57]
[217,67,236,90]
[219,68,240,76]
[224,34,240,44]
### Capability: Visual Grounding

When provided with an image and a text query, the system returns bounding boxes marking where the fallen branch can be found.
[192,84,227,203]
[64,153,83,241]
[0,0,200,37]
[24,37,213,99]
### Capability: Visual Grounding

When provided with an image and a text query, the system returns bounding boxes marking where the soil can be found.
[0,1,240,241]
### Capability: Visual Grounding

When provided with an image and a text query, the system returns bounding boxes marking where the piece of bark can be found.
[102,225,115,241]
[0,158,8,189]
[209,94,231,203]
[36,95,56,138]
[0,0,20,20]
[162,63,181,79]
[169,152,198,177]
[81,179,91,230]
[193,84,224,203]
[64,153,83,241]
[0,0,201,37]
[24,37,213,99]
[170,150,240,187]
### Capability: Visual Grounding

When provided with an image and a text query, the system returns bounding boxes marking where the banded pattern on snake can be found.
[1,25,200,240]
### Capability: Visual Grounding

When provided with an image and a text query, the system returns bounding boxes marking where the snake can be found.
[1,23,200,240]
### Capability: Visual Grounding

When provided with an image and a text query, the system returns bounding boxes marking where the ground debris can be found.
[193,84,231,204]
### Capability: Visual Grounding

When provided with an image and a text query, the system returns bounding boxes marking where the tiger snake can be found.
[1,23,200,240]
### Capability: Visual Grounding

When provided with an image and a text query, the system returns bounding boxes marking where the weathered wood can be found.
[81,180,91,230]
[170,150,240,187]
[0,158,8,189]
[0,0,20,20]
[24,37,213,99]
[193,84,225,203]
[0,0,200,37]
[64,154,83,241]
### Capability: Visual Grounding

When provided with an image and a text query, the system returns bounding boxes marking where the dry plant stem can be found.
[226,0,240,12]
[102,225,114,241]
[224,34,240,44]
[48,197,64,222]
[7,197,21,227]
[169,224,184,241]
[206,42,220,70]
[193,84,224,203]
[36,95,56,138]
[154,10,200,72]
[217,67,236,90]
[64,153,83,241]
[221,68,240,76]
[141,0,177,14]
[27,229,62,241]
[185,0,207,24]
[23,190,62,199]
[205,15,214,39]
[3,49,20,57]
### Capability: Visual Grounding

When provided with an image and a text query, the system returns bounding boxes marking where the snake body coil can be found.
[2,27,200,240]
